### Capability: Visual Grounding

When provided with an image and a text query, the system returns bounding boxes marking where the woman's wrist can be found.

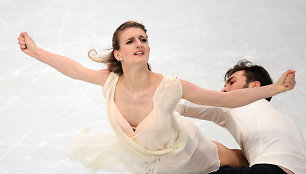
[271,83,282,96]
[31,47,45,60]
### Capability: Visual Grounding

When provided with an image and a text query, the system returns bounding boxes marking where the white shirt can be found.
[176,99,306,174]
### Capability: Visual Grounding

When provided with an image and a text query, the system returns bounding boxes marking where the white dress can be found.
[67,72,220,174]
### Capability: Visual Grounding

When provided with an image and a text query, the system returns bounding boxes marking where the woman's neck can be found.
[121,68,153,93]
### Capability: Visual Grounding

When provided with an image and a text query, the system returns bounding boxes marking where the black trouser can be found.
[209,164,287,174]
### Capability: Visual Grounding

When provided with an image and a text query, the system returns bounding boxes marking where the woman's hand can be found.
[274,69,296,94]
[17,32,109,86]
[18,32,38,57]
[180,69,296,108]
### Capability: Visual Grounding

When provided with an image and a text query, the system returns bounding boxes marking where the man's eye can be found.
[230,81,235,85]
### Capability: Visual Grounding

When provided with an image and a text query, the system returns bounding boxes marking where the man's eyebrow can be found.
[226,77,235,83]
[224,77,234,87]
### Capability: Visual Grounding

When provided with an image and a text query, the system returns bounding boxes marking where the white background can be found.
[1,0,305,173]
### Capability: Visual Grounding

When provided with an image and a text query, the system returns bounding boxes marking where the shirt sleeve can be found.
[175,100,230,127]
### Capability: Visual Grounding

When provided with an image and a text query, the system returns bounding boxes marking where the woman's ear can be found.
[113,50,120,61]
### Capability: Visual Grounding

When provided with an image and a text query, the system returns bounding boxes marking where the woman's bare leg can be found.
[213,141,249,167]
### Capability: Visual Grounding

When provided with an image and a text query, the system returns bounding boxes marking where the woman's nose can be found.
[135,39,142,48]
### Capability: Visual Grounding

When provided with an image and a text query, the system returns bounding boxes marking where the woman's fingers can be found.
[284,70,296,89]
[18,39,25,45]
[276,69,296,93]
[18,35,27,50]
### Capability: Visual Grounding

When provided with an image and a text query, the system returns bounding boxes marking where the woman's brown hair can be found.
[88,21,151,75]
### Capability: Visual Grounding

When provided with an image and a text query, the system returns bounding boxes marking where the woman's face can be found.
[114,27,150,68]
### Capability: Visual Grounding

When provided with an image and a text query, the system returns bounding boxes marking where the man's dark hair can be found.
[224,59,273,101]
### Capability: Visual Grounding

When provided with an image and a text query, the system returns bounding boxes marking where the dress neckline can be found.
[114,102,153,137]
[112,73,164,136]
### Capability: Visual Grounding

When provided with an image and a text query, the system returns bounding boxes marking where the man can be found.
[176,60,306,174]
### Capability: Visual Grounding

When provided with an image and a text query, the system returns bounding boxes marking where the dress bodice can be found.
[103,72,186,153]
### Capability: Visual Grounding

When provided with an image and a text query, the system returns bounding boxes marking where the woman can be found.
[18,21,295,174]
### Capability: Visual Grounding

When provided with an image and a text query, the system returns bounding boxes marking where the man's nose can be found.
[221,87,227,92]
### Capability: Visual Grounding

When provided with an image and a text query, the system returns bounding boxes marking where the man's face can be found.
[221,70,250,92]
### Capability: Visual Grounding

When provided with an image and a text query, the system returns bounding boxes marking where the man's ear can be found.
[249,81,261,88]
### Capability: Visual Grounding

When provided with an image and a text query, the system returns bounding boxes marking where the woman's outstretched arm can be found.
[180,70,295,108]
[18,32,110,86]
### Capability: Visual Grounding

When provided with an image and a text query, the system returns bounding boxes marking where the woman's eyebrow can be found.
[139,35,147,38]
[125,37,134,41]
[125,35,147,42]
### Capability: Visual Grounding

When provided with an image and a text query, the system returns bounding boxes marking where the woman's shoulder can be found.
[100,70,120,88]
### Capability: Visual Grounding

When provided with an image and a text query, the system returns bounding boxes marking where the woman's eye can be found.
[230,81,235,85]
[141,38,147,42]
[126,40,133,44]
